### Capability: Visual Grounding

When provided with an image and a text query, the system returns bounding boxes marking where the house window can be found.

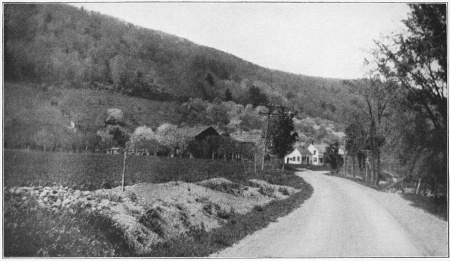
[297,156,300,161]
[314,150,316,155]
[313,158,317,162]
[291,157,295,161]
[319,158,323,163]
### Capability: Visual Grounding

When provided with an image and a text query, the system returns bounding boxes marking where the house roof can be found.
[286,146,312,157]
[298,146,313,156]
[310,143,328,153]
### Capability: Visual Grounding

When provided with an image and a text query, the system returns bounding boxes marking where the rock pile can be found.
[5,186,122,212]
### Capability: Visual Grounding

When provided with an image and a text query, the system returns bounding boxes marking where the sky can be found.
[70,2,410,79]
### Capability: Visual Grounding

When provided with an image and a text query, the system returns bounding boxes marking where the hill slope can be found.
[4,3,359,122]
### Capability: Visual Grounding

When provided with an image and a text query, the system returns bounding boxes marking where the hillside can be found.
[4,3,360,122]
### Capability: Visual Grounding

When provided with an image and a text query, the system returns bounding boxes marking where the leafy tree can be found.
[345,121,368,174]
[324,142,343,171]
[129,126,159,155]
[156,123,192,157]
[372,4,447,192]
[247,86,269,107]
[33,128,54,151]
[97,125,130,149]
[269,111,297,170]
[224,88,233,101]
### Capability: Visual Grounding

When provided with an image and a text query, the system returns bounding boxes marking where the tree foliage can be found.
[269,111,297,160]
[372,4,447,185]
[324,142,343,170]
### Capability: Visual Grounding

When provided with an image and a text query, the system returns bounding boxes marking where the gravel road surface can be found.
[213,170,448,257]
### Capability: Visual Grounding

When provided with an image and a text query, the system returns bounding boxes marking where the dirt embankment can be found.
[6,178,299,255]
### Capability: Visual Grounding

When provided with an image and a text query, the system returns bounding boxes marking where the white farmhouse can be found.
[307,143,328,165]
[284,147,312,165]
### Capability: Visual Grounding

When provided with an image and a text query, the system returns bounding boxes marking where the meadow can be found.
[4,149,288,190]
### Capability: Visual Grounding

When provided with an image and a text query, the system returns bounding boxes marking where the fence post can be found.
[122,150,127,192]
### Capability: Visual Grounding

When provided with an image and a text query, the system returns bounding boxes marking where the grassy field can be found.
[4,150,269,190]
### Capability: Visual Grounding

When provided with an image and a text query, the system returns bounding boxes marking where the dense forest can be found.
[4,4,358,122]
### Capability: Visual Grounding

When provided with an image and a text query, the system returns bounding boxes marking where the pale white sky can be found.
[70,2,410,79]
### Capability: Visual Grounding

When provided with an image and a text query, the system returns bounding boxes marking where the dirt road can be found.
[213,170,448,257]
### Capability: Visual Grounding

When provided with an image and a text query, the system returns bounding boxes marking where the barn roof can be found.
[194,126,220,141]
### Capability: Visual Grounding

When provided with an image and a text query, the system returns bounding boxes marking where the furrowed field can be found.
[4,150,287,190]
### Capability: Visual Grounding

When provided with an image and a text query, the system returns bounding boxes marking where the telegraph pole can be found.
[343,138,346,177]
[259,104,286,171]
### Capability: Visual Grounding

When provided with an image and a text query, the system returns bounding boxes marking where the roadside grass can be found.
[146,174,313,257]
[285,164,332,172]
[4,195,132,257]
[400,193,447,221]
[326,172,448,221]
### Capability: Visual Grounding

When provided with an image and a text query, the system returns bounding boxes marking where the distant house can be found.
[284,147,312,165]
[338,146,345,156]
[307,143,328,165]
[106,147,121,155]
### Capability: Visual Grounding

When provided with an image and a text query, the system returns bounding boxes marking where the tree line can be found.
[342,4,446,197]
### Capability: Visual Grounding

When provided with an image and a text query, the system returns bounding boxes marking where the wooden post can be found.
[343,139,346,177]
[415,178,422,195]
[122,150,127,192]
[261,111,271,171]
[365,159,368,181]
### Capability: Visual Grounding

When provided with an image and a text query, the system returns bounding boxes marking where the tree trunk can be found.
[375,150,381,187]
[212,150,215,159]
[415,178,422,195]
[352,156,355,177]
[365,159,369,181]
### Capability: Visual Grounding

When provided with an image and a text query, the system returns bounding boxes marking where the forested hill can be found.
[4,3,358,122]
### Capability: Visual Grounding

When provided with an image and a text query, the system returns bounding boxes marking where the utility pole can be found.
[343,139,346,177]
[259,104,286,171]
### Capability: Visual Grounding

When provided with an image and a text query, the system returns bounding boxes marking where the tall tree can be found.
[270,111,297,171]
[247,86,269,107]
[344,77,392,186]
[324,142,343,172]
[372,4,447,191]
[224,88,233,101]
